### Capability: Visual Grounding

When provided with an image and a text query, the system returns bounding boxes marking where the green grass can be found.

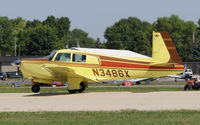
[0,110,199,125]
[0,86,183,93]
[90,81,186,86]
[86,87,183,92]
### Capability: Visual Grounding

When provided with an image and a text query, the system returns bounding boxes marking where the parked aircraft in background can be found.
[168,68,193,81]
[20,31,184,93]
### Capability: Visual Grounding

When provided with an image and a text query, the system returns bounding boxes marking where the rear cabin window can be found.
[72,54,86,62]
[54,53,71,62]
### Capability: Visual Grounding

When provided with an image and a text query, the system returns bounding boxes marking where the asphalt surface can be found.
[0,91,200,112]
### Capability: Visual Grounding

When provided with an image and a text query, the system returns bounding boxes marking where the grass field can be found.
[0,81,190,125]
[0,110,199,125]
[0,86,183,93]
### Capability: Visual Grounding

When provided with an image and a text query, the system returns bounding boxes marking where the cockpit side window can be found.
[54,53,71,62]
[72,54,86,62]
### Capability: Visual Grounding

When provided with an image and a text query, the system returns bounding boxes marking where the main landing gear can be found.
[31,82,86,94]
[32,84,40,93]
[68,83,86,94]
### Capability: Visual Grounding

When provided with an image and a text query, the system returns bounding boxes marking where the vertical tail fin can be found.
[152,31,183,65]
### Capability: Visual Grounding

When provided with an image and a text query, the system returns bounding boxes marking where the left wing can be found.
[44,64,99,82]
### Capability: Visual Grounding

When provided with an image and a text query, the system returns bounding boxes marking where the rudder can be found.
[152,31,183,65]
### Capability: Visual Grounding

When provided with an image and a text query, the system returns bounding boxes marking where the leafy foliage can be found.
[153,15,197,60]
[1,15,200,61]
[104,15,200,61]
[0,16,95,56]
[19,25,58,55]
[104,17,152,55]
[0,17,14,56]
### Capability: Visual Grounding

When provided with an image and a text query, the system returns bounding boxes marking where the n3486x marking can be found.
[92,68,130,78]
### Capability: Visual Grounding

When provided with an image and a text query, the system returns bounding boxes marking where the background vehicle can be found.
[0,72,6,80]
[184,76,200,90]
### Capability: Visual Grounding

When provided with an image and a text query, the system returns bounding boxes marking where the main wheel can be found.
[32,84,40,93]
[77,83,85,93]
[68,89,76,94]
[184,85,191,91]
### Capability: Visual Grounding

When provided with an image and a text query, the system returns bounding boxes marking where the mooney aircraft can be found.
[20,31,184,93]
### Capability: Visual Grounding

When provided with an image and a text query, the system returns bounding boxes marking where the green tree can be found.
[191,19,200,61]
[54,28,96,49]
[69,28,95,48]
[95,37,101,48]
[25,19,42,28]
[11,17,26,56]
[19,25,58,55]
[0,17,14,56]
[104,17,152,55]
[154,15,197,61]
[43,15,57,27]
[0,16,96,56]
[56,17,70,39]
[105,41,123,49]
[43,16,71,39]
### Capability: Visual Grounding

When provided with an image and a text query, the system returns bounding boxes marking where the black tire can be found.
[193,84,199,90]
[77,83,85,93]
[68,89,77,94]
[184,85,191,91]
[136,81,141,85]
[32,84,40,93]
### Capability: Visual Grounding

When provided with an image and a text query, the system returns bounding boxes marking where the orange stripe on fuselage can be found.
[100,61,184,70]
[22,58,48,61]
[99,56,151,64]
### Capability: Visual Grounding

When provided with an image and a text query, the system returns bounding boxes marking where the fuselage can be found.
[20,31,185,93]
[21,49,184,85]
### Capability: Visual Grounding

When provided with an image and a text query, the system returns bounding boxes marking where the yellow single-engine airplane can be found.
[20,31,184,93]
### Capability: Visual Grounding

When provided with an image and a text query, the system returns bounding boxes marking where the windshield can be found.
[48,50,58,61]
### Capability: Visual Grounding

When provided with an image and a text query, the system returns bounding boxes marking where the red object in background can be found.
[53,81,64,86]
[124,81,133,86]
[188,80,194,84]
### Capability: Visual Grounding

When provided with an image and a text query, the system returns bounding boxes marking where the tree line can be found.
[0,16,95,56]
[0,15,200,61]
[104,15,199,61]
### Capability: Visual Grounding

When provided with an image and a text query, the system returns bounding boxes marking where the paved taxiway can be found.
[0,92,199,112]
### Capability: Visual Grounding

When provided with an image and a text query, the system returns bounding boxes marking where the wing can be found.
[44,64,98,82]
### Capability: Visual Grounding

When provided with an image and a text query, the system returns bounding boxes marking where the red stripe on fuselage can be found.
[100,61,184,70]
[22,58,48,61]
[99,56,150,64]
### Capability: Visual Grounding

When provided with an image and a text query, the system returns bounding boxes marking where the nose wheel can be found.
[32,84,40,93]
